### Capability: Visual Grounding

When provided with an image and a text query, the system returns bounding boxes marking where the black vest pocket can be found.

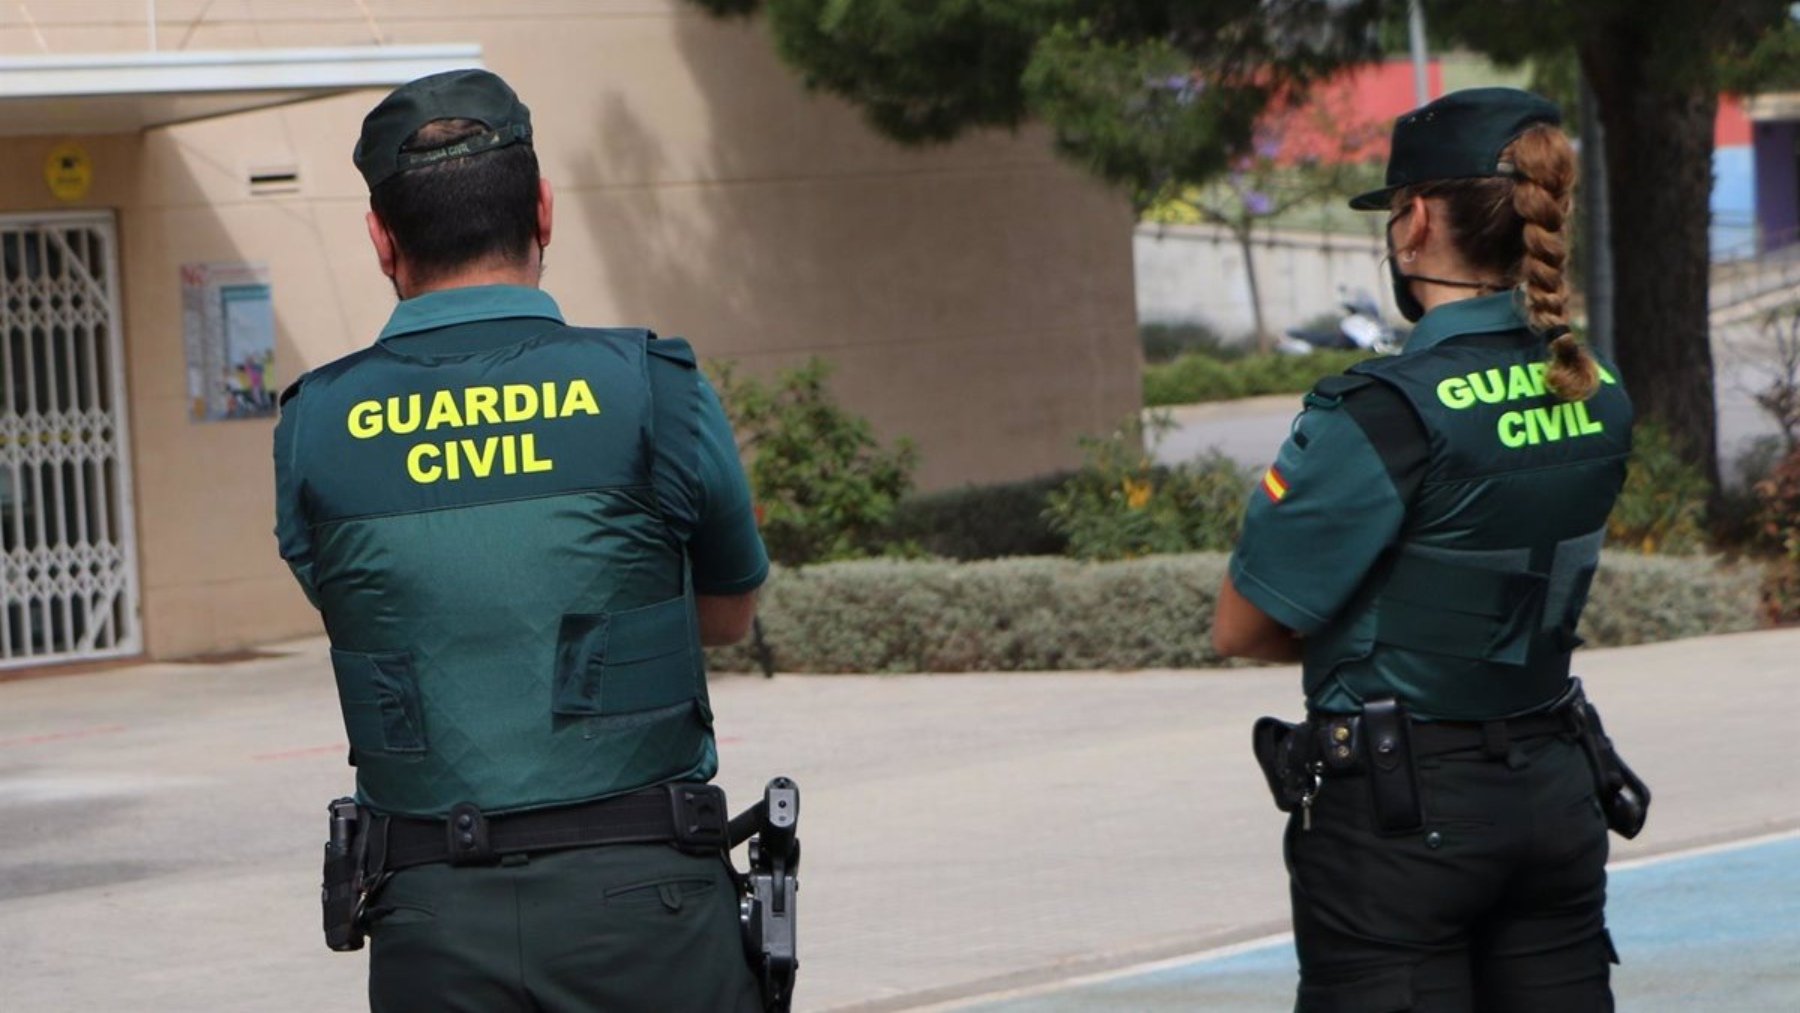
[329,648,427,754]
[553,595,698,716]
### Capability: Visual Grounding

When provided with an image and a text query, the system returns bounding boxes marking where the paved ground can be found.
[951,833,1800,1011]
[2,627,1797,1012]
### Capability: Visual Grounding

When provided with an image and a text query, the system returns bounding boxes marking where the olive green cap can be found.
[353,69,532,190]
[1349,87,1562,211]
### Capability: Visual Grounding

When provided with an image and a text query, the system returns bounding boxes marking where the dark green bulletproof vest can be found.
[1302,333,1634,721]
[286,326,715,818]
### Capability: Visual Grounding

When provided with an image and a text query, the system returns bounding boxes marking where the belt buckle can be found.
[446,802,495,866]
[667,783,728,852]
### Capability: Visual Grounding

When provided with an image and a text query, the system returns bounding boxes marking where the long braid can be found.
[1506,125,1596,401]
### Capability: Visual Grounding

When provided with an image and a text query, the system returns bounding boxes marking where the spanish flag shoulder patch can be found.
[1261,466,1289,503]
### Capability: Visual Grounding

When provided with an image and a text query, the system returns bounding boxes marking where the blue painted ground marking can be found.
[963,833,1800,1011]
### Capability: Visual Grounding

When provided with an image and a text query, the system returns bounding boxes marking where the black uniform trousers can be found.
[1286,733,1615,1013]
[364,843,762,1013]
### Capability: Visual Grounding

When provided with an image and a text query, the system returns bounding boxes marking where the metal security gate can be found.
[0,212,140,667]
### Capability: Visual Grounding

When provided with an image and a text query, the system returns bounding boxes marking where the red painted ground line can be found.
[0,723,129,749]
[252,743,348,762]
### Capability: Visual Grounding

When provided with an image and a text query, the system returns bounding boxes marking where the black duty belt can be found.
[374,783,735,871]
[1309,701,1576,773]
[1409,708,1573,758]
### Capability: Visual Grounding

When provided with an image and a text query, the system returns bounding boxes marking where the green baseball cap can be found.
[353,69,532,190]
[1349,87,1562,211]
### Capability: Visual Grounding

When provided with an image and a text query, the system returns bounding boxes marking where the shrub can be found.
[709,358,918,566]
[1752,447,1800,558]
[708,555,1233,673]
[1140,321,1234,363]
[1606,422,1710,555]
[1762,559,1800,626]
[1578,553,1766,646]
[1143,348,1376,406]
[1044,415,1251,560]
[1752,447,1800,623]
[888,473,1073,560]
[707,551,1763,674]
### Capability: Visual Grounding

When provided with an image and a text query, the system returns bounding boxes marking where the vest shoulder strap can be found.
[278,375,306,408]
[641,333,703,534]
[1318,366,1430,507]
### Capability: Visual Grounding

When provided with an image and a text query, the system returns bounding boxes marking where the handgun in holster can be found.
[1569,689,1652,839]
[321,796,366,952]
[732,777,800,1013]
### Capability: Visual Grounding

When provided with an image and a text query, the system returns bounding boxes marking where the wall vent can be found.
[248,165,300,196]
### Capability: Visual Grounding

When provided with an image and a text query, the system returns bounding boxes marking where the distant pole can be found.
[147,0,158,50]
[1408,1,1430,105]
[1579,72,1616,360]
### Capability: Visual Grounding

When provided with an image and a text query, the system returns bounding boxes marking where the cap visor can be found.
[1348,186,1395,211]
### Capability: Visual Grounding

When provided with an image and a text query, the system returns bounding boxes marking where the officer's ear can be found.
[1394,194,1430,255]
[535,178,554,251]
[366,210,399,282]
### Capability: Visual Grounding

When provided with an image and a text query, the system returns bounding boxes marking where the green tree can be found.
[691,0,1800,491]
[1427,1,1792,495]
[1144,91,1385,349]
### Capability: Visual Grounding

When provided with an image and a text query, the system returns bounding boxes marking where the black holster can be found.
[1251,716,1313,813]
[732,777,801,1013]
[1569,686,1652,839]
[1251,699,1424,835]
[321,797,367,952]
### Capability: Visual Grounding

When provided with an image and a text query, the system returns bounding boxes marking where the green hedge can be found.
[708,552,1765,674]
[887,474,1073,560]
[1143,349,1377,407]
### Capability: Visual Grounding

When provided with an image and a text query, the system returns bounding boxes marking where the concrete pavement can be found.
[949,832,1800,1011]
[2,627,1797,1012]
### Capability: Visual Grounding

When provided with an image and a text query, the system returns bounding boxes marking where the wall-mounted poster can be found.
[182,262,276,421]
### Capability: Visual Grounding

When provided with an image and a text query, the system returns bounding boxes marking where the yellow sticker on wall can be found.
[45,142,93,201]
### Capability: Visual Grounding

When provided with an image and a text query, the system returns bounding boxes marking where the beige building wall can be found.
[0,2,1140,661]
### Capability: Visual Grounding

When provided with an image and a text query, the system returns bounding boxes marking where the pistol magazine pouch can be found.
[1361,698,1424,835]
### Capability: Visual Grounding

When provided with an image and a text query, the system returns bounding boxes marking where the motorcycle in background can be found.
[1276,288,1400,356]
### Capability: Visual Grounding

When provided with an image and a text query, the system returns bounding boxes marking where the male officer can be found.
[273,69,769,1012]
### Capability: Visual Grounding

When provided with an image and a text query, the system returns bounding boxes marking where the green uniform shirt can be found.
[275,286,769,604]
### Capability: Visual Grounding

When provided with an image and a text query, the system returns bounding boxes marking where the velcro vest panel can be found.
[289,326,714,817]
[1302,334,1633,720]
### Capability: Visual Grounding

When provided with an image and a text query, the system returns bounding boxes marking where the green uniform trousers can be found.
[1286,733,1615,1013]
[364,843,762,1013]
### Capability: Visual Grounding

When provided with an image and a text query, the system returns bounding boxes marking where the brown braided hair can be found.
[1391,123,1597,401]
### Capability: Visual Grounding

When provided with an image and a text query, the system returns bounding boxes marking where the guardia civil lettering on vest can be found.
[344,380,600,482]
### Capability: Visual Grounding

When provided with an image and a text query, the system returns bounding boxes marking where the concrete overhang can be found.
[0,44,483,136]
[1745,92,1800,123]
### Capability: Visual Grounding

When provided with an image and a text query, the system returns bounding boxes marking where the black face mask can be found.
[1385,210,1499,324]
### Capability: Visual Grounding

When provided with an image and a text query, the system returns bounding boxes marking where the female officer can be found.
[1212,87,1644,1012]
